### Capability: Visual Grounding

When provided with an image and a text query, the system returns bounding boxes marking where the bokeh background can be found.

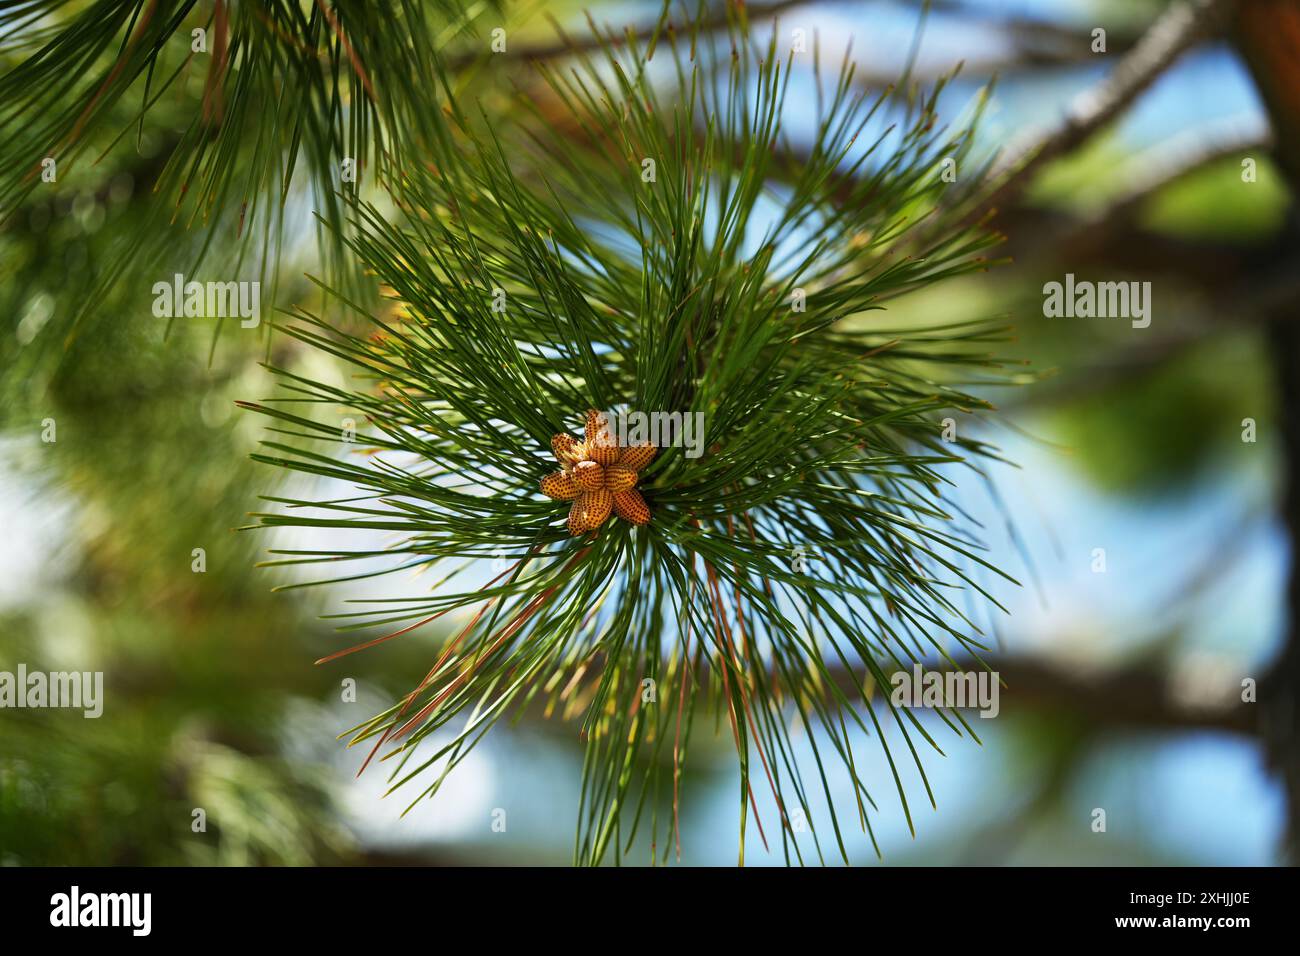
[1,0,1293,865]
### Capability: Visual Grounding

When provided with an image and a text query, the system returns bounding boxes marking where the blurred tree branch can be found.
[1082,128,1271,228]
[494,0,1147,84]
[826,657,1257,737]
[1000,246,1300,411]
[453,0,810,68]
[976,0,1231,223]
[1230,0,1300,863]
[1001,206,1261,281]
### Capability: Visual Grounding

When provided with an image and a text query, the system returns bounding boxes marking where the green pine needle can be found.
[241,5,1020,865]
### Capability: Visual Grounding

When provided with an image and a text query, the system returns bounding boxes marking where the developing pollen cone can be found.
[540,409,656,534]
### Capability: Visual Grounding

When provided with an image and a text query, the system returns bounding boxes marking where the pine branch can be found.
[0,0,497,342]
[240,7,1021,865]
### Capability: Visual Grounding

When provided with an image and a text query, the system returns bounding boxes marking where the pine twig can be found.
[976,0,1233,222]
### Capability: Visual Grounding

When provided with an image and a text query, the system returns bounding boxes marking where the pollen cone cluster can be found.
[541,409,656,535]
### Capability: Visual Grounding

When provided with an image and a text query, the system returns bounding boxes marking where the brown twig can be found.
[974,0,1231,225]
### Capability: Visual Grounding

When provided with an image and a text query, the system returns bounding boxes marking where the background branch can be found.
[833,658,1258,737]
[978,0,1230,223]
